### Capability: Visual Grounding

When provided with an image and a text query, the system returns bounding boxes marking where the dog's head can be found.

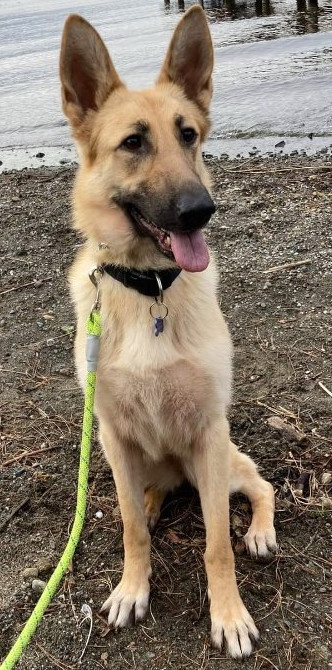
[60,6,215,271]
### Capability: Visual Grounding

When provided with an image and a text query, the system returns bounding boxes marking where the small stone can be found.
[37,558,53,575]
[321,496,332,509]
[22,567,39,579]
[95,510,103,520]
[321,472,331,486]
[275,140,285,148]
[31,579,46,594]
[35,152,45,158]
[101,652,108,662]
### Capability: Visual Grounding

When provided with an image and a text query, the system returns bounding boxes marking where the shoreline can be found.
[1,134,332,173]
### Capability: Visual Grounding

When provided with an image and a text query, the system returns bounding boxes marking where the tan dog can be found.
[60,6,277,659]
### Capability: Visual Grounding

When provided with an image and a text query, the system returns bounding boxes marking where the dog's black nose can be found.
[177,187,216,231]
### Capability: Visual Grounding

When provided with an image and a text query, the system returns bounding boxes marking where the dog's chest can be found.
[96,358,218,459]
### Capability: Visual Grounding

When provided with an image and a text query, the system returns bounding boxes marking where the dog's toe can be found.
[244,524,277,559]
[211,605,259,658]
[101,579,150,628]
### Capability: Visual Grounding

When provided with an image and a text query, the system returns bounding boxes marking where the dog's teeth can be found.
[165,235,171,247]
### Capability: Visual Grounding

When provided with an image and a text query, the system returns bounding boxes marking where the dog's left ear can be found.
[157,6,213,113]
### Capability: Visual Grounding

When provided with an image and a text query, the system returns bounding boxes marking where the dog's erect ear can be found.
[157,6,213,113]
[60,15,123,128]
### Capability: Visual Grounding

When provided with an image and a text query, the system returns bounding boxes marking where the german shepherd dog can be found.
[60,6,277,658]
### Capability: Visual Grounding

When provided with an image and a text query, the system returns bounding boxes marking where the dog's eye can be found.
[181,127,197,146]
[121,134,142,151]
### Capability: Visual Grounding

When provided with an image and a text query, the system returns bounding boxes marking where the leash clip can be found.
[89,266,104,314]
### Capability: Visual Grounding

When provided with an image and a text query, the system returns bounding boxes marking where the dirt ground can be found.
[0,154,331,670]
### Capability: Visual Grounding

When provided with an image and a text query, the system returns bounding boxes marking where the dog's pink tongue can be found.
[170,229,209,272]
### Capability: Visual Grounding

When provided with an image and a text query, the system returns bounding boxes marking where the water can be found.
[1,0,332,170]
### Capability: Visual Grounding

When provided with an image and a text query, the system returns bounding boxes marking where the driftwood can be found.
[267,416,308,444]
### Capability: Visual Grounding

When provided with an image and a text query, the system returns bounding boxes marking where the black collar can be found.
[102,264,182,297]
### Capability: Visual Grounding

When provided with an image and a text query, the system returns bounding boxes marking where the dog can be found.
[60,6,277,659]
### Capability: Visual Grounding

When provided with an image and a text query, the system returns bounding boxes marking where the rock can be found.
[37,558,53,575]
[275,140,285,148]
[22,567,39,579]
[35,152,45,158]
[31,579,46,594]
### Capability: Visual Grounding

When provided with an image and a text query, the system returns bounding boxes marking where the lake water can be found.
[1,0,332,170]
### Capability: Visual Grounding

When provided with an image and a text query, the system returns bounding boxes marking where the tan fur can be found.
[60,6,277,659]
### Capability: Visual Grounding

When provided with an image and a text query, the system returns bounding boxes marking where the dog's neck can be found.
[94,242,182,297]
[102,263,182,297]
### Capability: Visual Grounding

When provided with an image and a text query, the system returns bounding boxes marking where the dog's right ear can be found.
[60,15,123,129]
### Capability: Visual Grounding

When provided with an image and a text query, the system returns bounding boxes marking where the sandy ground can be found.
[0,154,331,670]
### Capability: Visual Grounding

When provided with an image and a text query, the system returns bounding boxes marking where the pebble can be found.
[31,578,47,594]
[35,152,45,158]
[95,510,103,520]
[22,567,39,579]
[37,558,53,575]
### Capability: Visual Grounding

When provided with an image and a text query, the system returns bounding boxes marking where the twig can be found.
[267,416,307,444]
[254,653,281,670]
[262,259,311,274]
[78,604,93,663]
[0,496,30,532]
[35,642,75,670]
[0,276,52,297]
[318,381,332,398]
[2,444,62,467]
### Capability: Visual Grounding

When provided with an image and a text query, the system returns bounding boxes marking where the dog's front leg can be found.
[192,416,259,659]
[100,426,151,627]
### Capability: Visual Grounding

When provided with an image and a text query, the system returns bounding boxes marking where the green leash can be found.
[1,270,103,670]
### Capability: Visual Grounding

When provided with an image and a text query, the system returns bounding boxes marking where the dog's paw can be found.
[244,523,277,559]
[100,578,150,627]
[210,601,259,659]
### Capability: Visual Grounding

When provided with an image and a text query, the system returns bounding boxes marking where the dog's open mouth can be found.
[127,205,173,258]
[126,205,210,273]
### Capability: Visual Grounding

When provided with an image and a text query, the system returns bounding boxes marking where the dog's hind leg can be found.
[229,441,277,558]
[144,487,166,531]
[99,426,151,627]
[144,458,184,531]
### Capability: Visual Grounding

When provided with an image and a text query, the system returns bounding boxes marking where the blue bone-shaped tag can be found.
[154,317,164,337]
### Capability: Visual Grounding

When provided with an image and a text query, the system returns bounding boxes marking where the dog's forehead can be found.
[101,85,202,131]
